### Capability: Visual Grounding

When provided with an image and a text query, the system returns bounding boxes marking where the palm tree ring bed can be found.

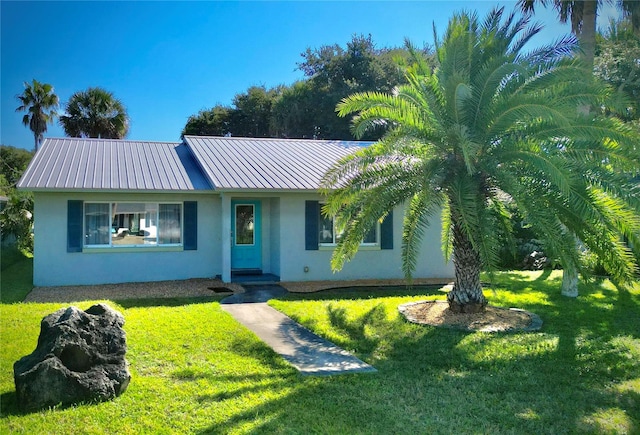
[398,300,542,332]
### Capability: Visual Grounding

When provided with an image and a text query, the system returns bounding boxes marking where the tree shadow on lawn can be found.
[280,284,447,302]
[114,295,225,309]
[193,307,638,434]
[216,277,637,433]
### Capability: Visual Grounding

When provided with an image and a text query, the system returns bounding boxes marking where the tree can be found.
[59,87,129,139]
[15,79,59,152]
[322,8,640,312]
[182,86,281,138]
[182,36,420,140]
[0,191,33,251]
[619,0,640,36]
[284,35,415,140]
[518,0,640,69]
[182,105,233,138]
[0,145,34,251]
[595,18,640,122]
[0,145,34,190]
[270,81,318,138]
[231,86,282,137]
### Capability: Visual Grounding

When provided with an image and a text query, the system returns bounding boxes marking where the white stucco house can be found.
[17,136,453,287]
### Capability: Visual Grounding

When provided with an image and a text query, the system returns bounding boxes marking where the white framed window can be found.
[318,206,378,246]
[84,202,182,248]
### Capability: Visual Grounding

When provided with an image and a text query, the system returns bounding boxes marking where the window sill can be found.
[318,244,380,251]
[82,246,184,254]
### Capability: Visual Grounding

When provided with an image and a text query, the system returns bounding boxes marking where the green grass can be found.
[1,255,638,433]
[0,246,33,304]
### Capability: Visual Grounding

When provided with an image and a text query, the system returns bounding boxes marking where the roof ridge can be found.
[182,135,366,144]
[42,137,181,145]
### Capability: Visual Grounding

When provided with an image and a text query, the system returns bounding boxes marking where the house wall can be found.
[276,194,454,282]
[269,197,281,277]
[33,192,220,286]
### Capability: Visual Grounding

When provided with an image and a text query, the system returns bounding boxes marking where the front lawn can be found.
[1,270,638,433]
[0,246,33,304]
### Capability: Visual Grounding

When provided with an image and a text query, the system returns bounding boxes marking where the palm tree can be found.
[15,79,59,152]
[59,87,129,139]
[321,8,640,312]
[518,1,640,68]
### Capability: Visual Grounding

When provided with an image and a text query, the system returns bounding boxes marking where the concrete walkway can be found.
[220,285,376,376]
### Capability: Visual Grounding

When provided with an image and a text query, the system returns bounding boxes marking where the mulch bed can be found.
[399,300,543,332]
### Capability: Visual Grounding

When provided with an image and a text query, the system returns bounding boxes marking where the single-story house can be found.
[17,136,453,287]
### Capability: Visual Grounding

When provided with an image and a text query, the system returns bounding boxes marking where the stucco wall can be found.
[276,194,454,282]
[269,197,281,277]
[33,192,220,286]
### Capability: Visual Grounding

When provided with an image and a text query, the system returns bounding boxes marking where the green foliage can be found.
[182,86,281,138]
[183,35,423,140]
[0,191,33,252]
[182,104,232,137]
[595,18,640,121]
[232,85,283,137]
[59,87,129,139]
[280,35,416,140]
[324,8,640,306]
[0,146,33,192]
[14,79,59,151]
[2,273,638,433]
[0,146,34,252]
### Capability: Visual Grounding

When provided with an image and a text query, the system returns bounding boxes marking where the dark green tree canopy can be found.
[182,86,281,138]
[182,105,232,138]
[15,79,59,152]
[59,87,129,139]
[0,145,34,251]
[183,35,426,141]
[0,145,33,191]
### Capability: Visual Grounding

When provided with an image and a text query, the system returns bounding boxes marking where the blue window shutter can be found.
[305,201,319,250]
[183,201,197,250]
[381,210,393,250]
[67,200,83,252]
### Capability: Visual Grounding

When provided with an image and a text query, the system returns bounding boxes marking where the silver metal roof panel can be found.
[17,138,211,191]
[183,136,367,190]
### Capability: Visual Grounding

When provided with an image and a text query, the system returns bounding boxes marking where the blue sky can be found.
[1,1,620,150]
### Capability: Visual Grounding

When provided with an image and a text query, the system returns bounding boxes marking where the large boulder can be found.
[13,303,130,412]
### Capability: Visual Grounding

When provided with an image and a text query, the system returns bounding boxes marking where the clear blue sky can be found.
[1,1,620,151]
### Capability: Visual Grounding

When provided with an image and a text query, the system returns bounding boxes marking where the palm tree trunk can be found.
[447,222,487,313]
[561,262,579,297]
[580,0,597,70]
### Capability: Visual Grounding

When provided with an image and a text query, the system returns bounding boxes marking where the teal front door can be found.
[231,200,262,270]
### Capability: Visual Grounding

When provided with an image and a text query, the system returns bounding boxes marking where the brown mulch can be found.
[24,278,244,303]
[399,300,541,332]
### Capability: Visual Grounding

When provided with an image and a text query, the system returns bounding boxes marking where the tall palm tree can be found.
[321,8,640,312]
[619,0,640,36]
[15,79,59,152]
[59,87,129,139]
[518,1,640,68]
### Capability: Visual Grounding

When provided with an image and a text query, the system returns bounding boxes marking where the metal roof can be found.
[184,136,367,190]
[17,138,211,191]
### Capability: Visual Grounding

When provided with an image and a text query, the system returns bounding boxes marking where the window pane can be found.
[363,226,377,244]
[235,205,255,245]
[112,203,157,246]
[85,203,110,245]
[159,204,182,244]
[319,214,334,244]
